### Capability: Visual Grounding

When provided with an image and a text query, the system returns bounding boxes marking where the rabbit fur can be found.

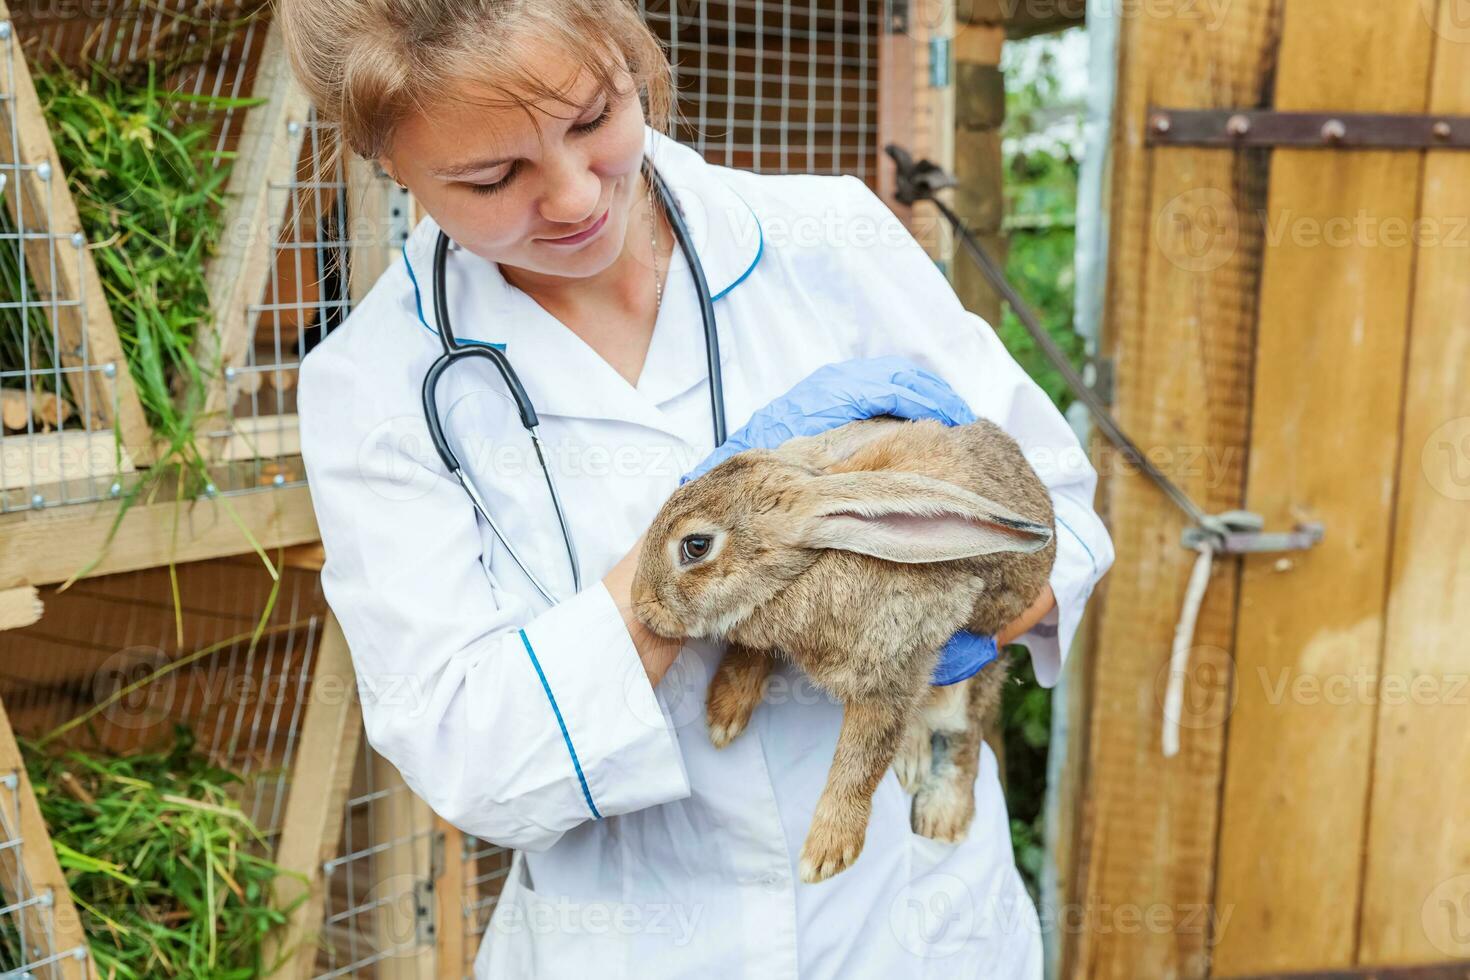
[631,416,1056,883]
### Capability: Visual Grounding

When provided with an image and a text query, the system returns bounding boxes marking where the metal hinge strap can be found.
[1146,108,1470,150]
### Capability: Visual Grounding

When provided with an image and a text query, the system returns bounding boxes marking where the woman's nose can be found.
[538,153,602,226]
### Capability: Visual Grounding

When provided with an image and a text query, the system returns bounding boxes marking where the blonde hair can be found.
[277,0,675,172]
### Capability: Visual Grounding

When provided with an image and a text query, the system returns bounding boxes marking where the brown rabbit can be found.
[631,416,1056,883]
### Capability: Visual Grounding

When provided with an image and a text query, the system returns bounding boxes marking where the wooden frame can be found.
[0,697,98,980]
[0,0,154,476]
[263,608,363,977]
[1060,1,1276,977]
[193,18,311,463]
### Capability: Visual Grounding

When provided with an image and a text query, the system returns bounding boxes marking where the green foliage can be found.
[27,59,281,616]
[12,727,301,979]
[32,60,249,447]
[990,29,1087,900]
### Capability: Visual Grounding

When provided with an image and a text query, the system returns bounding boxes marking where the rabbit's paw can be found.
[799,813,867,883]
[706,646,772,749]
[892,721,932,794]
[911,775,976,843]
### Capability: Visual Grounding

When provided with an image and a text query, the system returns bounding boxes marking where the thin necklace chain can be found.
[646,172,662,313]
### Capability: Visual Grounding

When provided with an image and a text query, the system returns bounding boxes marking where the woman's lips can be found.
[541,208,609,246]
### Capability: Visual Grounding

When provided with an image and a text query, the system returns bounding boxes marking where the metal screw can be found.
[0,22,12,40]
[102,362,116,378]
[1151,113,1171,134]
[1433,120,1452,141]
[204,482,218,497]
[36,161,51,182]
[30,493,44,509]
[224,365,237,382]
[287,120,301,136]
[71,231,85,248]
[1226,114,1251,138]
[1321,119,1346,144]
[109,481,122,497]
[272,473,286,487]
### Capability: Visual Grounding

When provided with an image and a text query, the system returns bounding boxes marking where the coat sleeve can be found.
[296,338,691,852]
[838,175,1115,687]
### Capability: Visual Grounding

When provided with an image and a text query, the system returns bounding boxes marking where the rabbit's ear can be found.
[794,471,1052,563]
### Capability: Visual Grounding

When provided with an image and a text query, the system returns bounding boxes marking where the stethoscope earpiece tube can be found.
[645,160,726,446]
[421,155,723,604]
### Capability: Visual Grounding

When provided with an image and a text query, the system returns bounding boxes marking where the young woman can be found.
[282,1,1113,975]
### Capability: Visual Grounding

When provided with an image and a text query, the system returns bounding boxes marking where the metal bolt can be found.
[204,482,218,497]
[287,120,301,136]
[1433,120,1452,141]
[1226,114,1251,138]
[272,473,286,487]
[224,365,237,382]
[1151,113,1171,134]
[102,362,116,378]
[109,481,122,497]
[71,231,85,248]
[0,22,12,40]
[36,161,51,182]
[30,493,44,509]
[1321,119,1346,144]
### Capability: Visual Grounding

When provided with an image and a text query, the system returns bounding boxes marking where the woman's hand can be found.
[679,356,977,484]
[603,533,683,688]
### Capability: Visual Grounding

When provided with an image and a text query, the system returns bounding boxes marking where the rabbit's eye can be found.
[680,535,713,563]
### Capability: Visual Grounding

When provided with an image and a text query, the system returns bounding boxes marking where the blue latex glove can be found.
[678,356,1001,686]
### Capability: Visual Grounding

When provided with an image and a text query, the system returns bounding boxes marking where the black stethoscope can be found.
[421,156,728,605]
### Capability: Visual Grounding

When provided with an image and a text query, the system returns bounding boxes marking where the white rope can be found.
[1162,541,1216,758]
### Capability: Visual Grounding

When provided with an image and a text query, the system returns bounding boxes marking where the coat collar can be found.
[400,125,764,442]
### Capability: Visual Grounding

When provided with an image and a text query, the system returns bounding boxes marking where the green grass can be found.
[10,726,302,978]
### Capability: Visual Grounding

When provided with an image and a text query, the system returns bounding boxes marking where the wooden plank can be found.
[0,696,99,980]
[0,484,319,588]
[876,13,915,222]
[951,21,1004,324]
[1065,1,1278,978]
[0,585,41,630]
[370,753,435,976]
[214,413,300,462]
[1211,1,1439,973]
[0,0,154,464]
[1,429,135,492]
[1356,3,1470,966]
[262,612,361,977]
[194,21,311,461]
[435,818,466,980]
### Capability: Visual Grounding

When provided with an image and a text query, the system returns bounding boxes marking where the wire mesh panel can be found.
[640,0,882,180]
[207,107,353,489]
[454,836,511,980]
[0,9,142,513]
[0,763,90,979]
[312,740,438,979]
[0,556,329,837]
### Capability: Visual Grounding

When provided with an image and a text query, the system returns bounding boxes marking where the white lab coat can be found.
[297,124,1114,979]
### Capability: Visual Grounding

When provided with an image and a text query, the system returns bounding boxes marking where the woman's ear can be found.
[793,471,1052,563]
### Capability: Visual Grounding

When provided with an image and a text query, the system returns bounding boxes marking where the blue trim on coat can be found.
[401,241,507,351]
[1055,514,1096,575]
[518,628,603,820]
[710,189,764,302]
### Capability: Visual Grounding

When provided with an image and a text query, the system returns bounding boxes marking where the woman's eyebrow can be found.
[431,157,514,178]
